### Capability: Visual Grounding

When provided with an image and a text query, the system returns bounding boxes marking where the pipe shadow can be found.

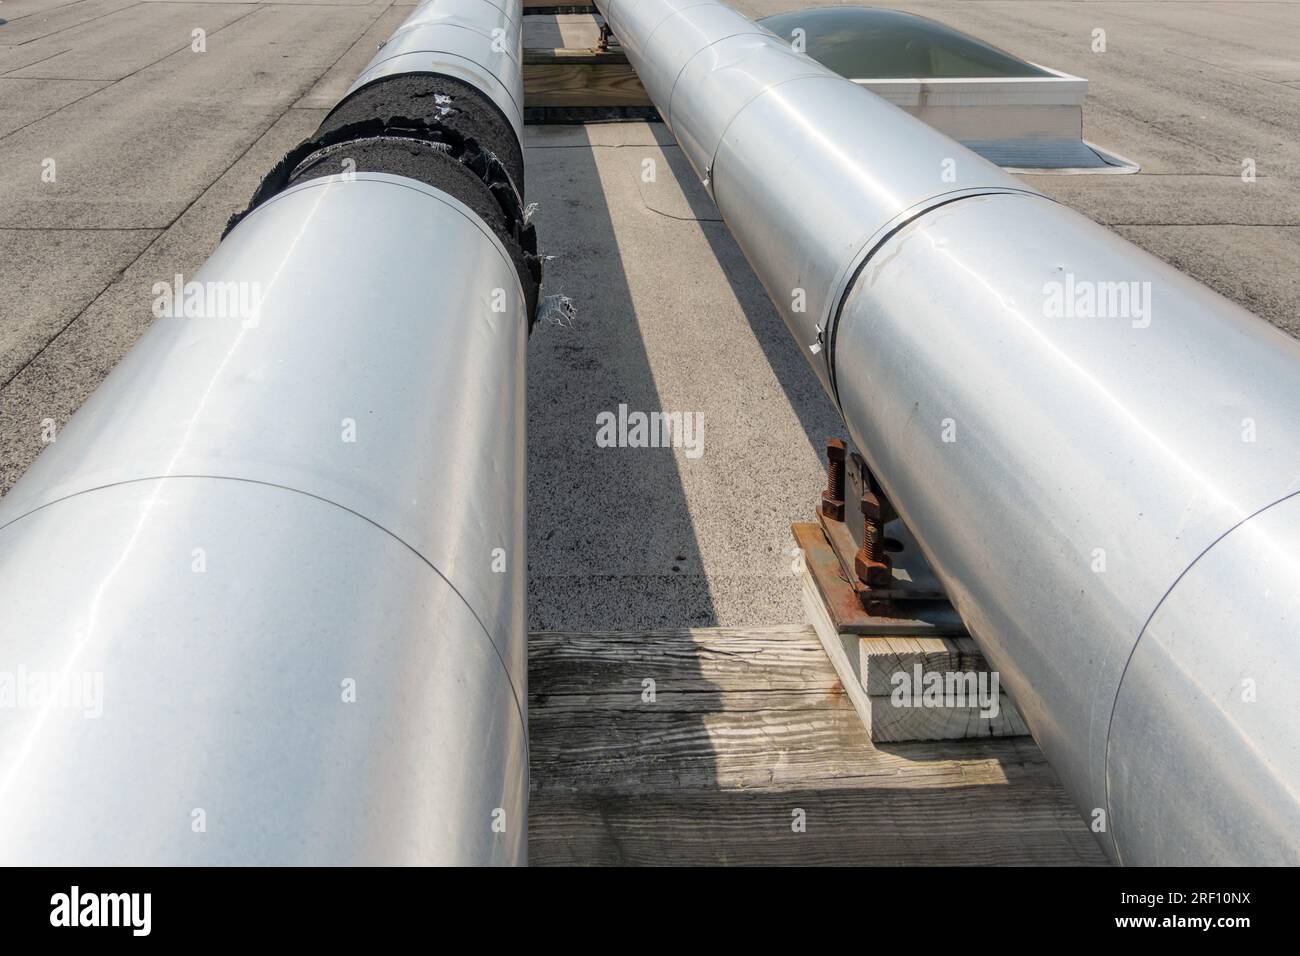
[524,123,725,854]
[522,126,1101,867]
[652,140,843,459]
[525,124,719,630]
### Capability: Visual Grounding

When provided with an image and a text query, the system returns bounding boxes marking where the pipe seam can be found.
[227,132,538,324]
[228,173,527,302]
[1103,486,1300,864]
[387,18,524,67]
[824,187,1052,406]
[660,30,771,136]
[0,473,532,747]
[597,0,1300,862]
[357,40,524,126]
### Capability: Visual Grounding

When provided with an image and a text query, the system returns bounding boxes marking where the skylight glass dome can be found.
[759,6,1051,80]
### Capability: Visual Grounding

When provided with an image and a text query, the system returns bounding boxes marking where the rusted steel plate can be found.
[793,523,967,636]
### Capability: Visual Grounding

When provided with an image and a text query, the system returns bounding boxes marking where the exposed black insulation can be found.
[225,72,537,328]
[320,73,525,193]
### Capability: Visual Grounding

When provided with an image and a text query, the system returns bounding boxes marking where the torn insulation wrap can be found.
[224,86,538,327]
[320,72,526,193]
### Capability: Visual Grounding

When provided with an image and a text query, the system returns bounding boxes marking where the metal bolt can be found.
[861,491,885,561]
[820,438,846,521]
[854,489,893,588]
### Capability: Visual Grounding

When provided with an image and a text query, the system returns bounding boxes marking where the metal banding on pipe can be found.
[615,2,767,122]
[399,0,524,39]
[0,0,532,865]
[833,194,1300,864]
[1107,493,1300,864]
[226,121,539,319]
[597,0,1300,864]
[710,79,1035,399]
[667,33,824,185]
[405,0,525,34]
[603,0,1036,398]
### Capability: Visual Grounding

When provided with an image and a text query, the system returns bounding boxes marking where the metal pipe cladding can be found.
[0,0,535,865]
[596,0,1300,864]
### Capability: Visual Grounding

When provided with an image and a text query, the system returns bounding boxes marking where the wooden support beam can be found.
[524,47,650,110]
[528,626,1105,865]
[802,568,1032,743]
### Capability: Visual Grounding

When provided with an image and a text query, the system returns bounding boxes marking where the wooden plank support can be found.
[528,626,1105,865]
[799,533,1032,744]
[524,47,650,110]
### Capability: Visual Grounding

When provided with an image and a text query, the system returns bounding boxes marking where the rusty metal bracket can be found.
[794,523,965,635]
[796,438,966,635]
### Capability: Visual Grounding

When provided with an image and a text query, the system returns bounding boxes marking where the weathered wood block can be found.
[523,56,650,109]
[858,634,989,696]
[867,695,1030,743]
[802,570,1031,743]
[522,11,651,111]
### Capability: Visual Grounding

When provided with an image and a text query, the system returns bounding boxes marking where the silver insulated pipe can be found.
[0,0,534,865]
[597,0,1300,865]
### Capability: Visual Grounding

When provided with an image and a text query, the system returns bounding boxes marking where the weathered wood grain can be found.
[531,705,1060,792]
[527,625,1108,865]
[530,625,834,696]
[530,789,1106,866]
[523,51,649,109]
[861,635,993,697]
[804,571,1031,742]
[868,696,1031,743]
